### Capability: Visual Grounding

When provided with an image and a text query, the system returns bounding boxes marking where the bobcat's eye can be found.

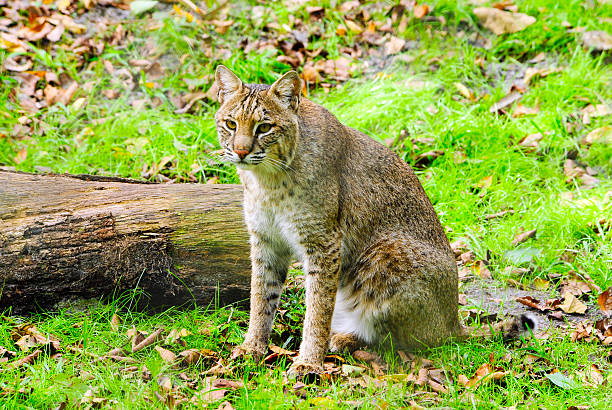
[256,123,272,134]
[225,119,237,130]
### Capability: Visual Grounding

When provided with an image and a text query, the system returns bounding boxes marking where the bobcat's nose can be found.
[234,149,249,160]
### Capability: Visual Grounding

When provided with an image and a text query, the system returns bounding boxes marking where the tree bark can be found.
[0,170,251,314]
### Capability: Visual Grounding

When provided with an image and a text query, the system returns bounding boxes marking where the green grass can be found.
[1,0,611,408]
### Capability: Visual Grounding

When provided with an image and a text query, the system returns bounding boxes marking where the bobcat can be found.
[213,66,534,377]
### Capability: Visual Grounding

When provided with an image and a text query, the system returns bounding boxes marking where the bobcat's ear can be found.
[268,71,302,111]
[215,65,243,104]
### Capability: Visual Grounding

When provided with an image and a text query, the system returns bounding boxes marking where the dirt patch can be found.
[74,5,132,27]
[462,279,603,331]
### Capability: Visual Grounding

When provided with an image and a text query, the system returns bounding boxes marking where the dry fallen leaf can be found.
[588,218,611,235]
[51,14,87,34]
[301,65,320,84]
[166,328,192,345]
[3,56,32,72]
[58,81,79,106]
[533,277,550,291]
[473,7,536,35]
[352,350,387,375]
[0,346,17,362]
[132,328,164,352]
[582,30,612,51]
[175,91,207,114]
[192,377,228,405]
[453,150,467,164]
[144,61,164,81]
[484,209,515,220]
[595,319,612,337]
[573,319,612,345]
[211,19,234,35]
[466,362,506,388]
[263,344,297,365]
[414,4,430,18]
[473,260,492,279]
[474,175,493,190]
[213,379,244,390]
[581,103,611,118]
[157,374,172,394]
[384,36,406,55]
[572,320,594,342]
[18,18,54,42]
[518,132,543,148]
[414,150,444,168]
[344,19,363,34]
[7,349,42,369]
[454,82,476,101]
[564,159,600,189]
[523,67,562,85]
[460,251,475,265]
[457,267,472,282]
[178,348,201,366]
[306,5,325,18]
[46,23,65,42]
[581,364,605,387]
[155,345,177,364]
[516,296,547,311]
[512,103,540,118]
[110,314,121,331]
[1,32,31,53]
[15,335,38,352]
[559,292,588,315]
[13,147,27,164]
[560,271,600,297]
[598,288,612,317]
[217,401,235,410]
[489,91,522,113]
[511,228,536,246]
[127,327,146,350]
[583,126,612,145]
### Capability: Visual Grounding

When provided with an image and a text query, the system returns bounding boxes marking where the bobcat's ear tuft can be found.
[269,71,302,111]
[215,65,243,104]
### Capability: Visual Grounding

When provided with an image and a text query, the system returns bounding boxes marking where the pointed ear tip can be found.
[283,71,302,86]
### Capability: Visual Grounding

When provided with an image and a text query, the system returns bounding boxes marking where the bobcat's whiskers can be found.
[263,156,294,174]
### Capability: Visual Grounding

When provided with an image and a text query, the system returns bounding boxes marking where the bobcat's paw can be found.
[287,360,323,379]
[230,343,267,361]
[329,333,361,353]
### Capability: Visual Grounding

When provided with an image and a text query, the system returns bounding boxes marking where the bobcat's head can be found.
[214,65,302,173]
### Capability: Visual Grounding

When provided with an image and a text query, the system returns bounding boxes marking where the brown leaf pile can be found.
[564,159,600,189]
[572,319,612,345]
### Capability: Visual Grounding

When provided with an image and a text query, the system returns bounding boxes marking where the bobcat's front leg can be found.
[289,233,341,377]
[234,233,290,359]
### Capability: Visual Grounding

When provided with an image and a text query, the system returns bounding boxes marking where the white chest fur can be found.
[240,171,306,262]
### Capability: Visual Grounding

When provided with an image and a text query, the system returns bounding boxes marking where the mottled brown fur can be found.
[213,66,532,377]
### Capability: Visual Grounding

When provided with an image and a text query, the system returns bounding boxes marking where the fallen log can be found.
[0,170,251,314]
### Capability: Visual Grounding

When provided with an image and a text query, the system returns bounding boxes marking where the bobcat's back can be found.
[293,99,454,273]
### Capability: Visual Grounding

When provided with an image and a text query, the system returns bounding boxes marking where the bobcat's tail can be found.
[459,312,539,341]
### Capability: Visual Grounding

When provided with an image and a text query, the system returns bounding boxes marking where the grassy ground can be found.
[1,0,612,408]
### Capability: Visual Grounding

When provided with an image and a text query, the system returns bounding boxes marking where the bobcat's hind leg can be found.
[342,232,460,350]
[329,332,363,353]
